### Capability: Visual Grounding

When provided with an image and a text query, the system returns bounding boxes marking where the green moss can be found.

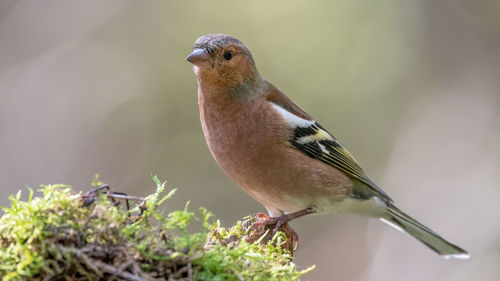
[0,176,313,281]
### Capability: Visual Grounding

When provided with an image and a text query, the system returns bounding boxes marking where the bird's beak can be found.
[186,48,210,65]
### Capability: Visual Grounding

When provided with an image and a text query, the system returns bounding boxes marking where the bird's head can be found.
[186,34,260,92]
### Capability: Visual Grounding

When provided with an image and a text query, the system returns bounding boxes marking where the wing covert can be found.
[289,122,392,201]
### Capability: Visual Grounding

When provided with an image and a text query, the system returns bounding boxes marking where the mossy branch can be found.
[0,176,314,281]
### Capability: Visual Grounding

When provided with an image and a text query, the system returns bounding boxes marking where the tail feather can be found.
[382,205,469,259]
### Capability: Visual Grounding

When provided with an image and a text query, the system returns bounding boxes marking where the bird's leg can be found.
[80,184,111,206]
[249,207,315,251]
[273,207,316,232]
[252,207,315,231]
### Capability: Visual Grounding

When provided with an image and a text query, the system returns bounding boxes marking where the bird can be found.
[186,33,469,259]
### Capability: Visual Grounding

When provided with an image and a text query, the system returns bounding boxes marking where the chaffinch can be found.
[186,33,469,259]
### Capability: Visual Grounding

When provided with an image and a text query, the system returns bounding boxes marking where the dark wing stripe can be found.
[289,122,392,201]
[300,142,322,158]
[294,126,318,138]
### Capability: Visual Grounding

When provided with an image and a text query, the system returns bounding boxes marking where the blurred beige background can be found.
[1,1,498,280]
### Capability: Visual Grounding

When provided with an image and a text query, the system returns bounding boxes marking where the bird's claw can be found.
[247,213,300,254]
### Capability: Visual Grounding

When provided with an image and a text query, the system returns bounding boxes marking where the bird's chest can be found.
[198,95,288,186]
[201,100,267,163]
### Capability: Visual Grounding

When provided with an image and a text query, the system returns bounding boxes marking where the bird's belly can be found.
[246,180,386,217]
[207,134,354,215]
[298,196,387,217]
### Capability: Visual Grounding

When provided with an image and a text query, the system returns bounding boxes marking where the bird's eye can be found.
[223,50,233,60]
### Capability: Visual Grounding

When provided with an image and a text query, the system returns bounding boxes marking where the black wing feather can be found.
[289,123,392,201]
